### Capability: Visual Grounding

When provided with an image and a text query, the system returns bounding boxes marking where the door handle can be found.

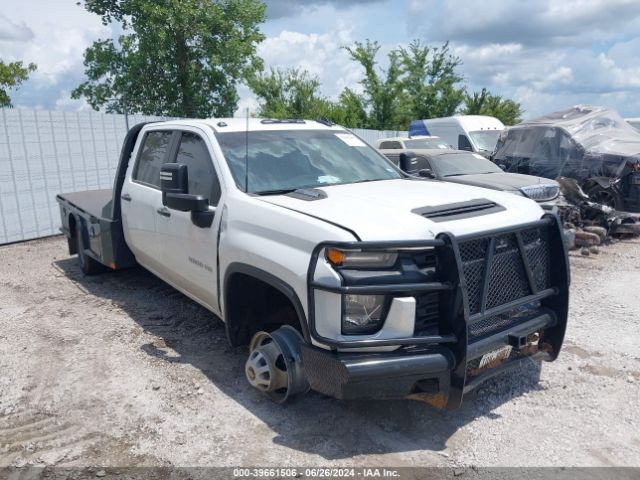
[121,193,132,202]
[157,207,171,217]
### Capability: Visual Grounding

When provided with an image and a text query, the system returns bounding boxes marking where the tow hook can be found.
[245,326,309,403]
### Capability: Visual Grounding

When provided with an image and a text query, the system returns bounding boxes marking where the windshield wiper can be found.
[351,179,383,184]
[443,173,469,177]
[253,188,298,196]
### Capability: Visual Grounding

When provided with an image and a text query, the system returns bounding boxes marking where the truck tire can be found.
[75,222,102,275]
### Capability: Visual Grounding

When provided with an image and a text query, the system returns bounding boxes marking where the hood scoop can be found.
[412,198,505,223]
[286,188,328,201]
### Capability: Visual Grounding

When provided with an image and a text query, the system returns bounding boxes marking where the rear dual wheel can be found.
[75,222,102,275]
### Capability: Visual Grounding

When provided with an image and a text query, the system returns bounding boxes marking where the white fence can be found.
[0,108,401,245]
[351,128,403,146]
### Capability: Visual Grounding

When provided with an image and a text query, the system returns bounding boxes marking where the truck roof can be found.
[376,135,440,143]
[149,118,346,133]
[426,115,504,130]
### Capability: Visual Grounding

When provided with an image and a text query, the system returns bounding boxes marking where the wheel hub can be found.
[244,327,309,403]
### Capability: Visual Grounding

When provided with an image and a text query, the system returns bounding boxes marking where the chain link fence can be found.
[0,108,401,245]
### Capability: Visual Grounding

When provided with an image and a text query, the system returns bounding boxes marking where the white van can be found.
[626,118,640,131]
[409,115,505,158]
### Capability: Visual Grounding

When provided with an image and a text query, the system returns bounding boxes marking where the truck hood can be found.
[443,172,557,192]
[258,178,544,241]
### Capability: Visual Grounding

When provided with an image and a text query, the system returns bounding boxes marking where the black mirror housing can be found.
[399,151,418,172]
[160,163,188,195]
[165,192,209,212]
[159,162,215,228]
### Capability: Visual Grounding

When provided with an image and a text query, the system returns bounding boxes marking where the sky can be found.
[2,0,640,120]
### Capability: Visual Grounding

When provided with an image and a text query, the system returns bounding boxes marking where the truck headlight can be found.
[342,294,386,335]
[326,248,398,268]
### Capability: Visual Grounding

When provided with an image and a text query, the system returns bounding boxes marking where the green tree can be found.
[0,60,36,108]
[72,0,265,117]
[344,40,403,130]
[248,67,364,126]
[396,40,465,126]
[462,87,523,125]
[334,87,367,128]
[248,67,330,119]
[344,40,465,130]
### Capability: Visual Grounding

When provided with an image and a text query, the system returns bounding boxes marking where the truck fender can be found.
[223,263,310,343]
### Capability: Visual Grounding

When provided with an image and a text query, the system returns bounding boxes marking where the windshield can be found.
[215,130,402,194]
[469,130,502,152]
[431,152,503,177]
[404,138,452,149]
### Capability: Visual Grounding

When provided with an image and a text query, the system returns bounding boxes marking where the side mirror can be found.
[418,169,434,178]
[160,163,214,228]
[399,151,418,172]
[160,163,188,196]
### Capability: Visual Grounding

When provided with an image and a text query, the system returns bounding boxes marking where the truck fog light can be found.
[342,294,386,335]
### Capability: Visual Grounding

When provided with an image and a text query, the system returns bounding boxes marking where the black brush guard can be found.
[302,214,570,409]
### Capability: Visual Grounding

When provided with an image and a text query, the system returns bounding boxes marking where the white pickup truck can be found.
[56,118,569,409]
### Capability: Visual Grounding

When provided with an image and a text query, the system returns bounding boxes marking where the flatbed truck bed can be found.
[55,124,145,274]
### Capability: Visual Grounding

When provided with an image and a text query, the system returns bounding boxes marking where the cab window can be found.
[458,135,473,151]
[133,131,173,187]
[379,141,402,149]
[175,132,221,205]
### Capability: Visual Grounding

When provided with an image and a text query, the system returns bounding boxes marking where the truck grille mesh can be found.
[485,233,530,309]
[458,239,487,314]
[458,226,552,340]
[468,303,541,339]
[522,227,551,292]
[414,292,440,336]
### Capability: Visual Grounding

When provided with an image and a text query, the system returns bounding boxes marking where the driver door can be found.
[155,129,223,313]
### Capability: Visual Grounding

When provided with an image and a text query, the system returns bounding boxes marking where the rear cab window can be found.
[133,131,173,188]
[379,141,402,149]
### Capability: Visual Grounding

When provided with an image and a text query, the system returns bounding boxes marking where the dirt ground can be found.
[0,235,639,471]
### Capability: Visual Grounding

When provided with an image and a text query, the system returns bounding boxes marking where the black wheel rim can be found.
[590,190,616,208]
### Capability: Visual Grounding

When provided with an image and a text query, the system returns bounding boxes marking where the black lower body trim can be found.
[300,345,454,400]
[299,311,558,407]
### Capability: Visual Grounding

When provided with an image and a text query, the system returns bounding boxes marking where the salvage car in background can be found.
[379,147,561,208]
[493,105,640,212]
[375,135,451,150]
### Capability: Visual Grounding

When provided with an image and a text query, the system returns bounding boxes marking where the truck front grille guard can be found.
[306,214,569,354]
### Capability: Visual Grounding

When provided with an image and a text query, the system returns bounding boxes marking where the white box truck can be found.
[409,115,505,158]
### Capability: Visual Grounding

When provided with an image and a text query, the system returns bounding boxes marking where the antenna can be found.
[244,108,249,193]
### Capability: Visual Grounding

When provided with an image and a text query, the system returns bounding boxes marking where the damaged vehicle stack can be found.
[492,105,640,251]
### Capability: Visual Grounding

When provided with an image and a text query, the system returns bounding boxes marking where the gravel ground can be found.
[0,235,639,471]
